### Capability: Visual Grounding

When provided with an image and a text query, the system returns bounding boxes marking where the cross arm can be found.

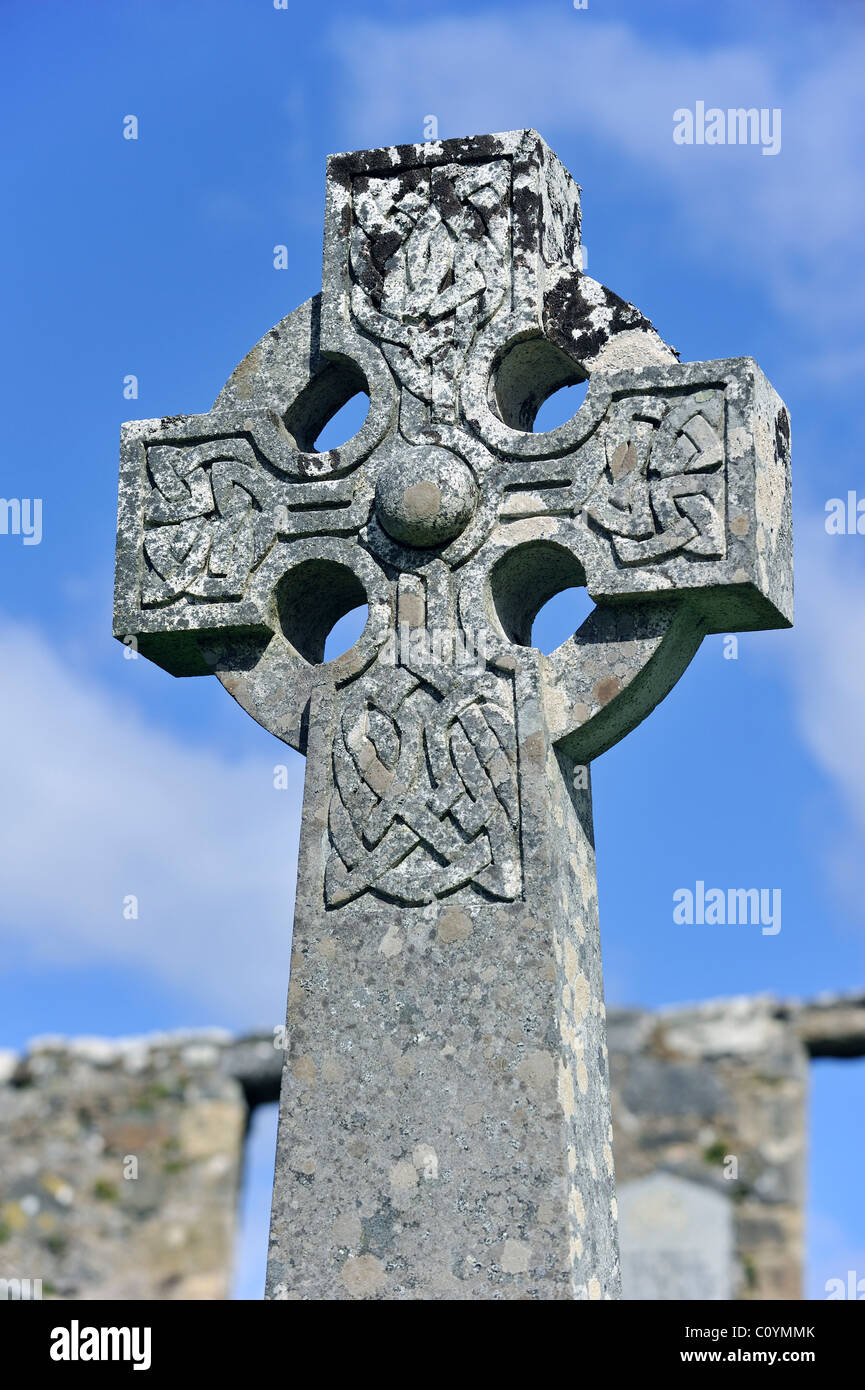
[577,355,793,634]
[494,354,792,760]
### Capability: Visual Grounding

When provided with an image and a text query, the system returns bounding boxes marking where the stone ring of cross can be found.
[114,131,792,1300]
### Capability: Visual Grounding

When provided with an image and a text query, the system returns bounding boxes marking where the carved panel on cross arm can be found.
[586,389,726,566]
[140,435,363,607]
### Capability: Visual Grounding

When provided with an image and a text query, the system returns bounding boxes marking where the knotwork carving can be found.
[349,160,510,420]
[142,439,276,604]
[324,648,521,907]
[141,437,362,605]
[586,390,726,565]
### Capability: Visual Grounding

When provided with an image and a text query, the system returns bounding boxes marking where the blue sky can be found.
[1,0,863,1300]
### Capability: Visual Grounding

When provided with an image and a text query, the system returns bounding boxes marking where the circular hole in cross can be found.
[275,558,369,664]
[531,587,595,653]
[313,391,370,452]
[532,381,589,433]
[489,539,594,651]
[492,335,588,433]
[282,359,370,453]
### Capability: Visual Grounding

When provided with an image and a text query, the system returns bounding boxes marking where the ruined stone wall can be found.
[609,997,807,1299]
[0,995,862,1300]
[609,993,865,1300]
[0,1032,254,1300]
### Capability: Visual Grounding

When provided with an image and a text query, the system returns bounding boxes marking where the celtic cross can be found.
[114,131,792,1300]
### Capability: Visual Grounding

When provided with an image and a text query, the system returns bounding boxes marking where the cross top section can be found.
[115,130,792,911]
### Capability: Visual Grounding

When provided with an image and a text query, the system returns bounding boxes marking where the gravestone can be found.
[618,1173,734,1300]
[114,130,793,1299]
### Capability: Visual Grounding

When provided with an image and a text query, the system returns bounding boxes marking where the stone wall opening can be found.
[806,1056,865,1300]
[232,1102,278,1300]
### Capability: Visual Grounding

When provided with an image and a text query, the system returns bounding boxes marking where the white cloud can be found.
[329,7,865,368]
[0,619,303,1026]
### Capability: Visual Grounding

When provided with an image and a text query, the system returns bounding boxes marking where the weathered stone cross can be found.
[114,131,792,1300]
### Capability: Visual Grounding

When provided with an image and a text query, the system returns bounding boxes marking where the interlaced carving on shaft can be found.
[325,643,521,907]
